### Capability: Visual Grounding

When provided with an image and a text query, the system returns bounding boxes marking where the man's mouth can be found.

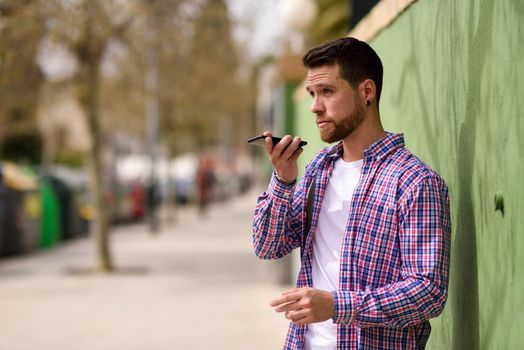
[316,120,330,128]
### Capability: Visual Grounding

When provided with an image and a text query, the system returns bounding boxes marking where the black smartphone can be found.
[247,135,307,147]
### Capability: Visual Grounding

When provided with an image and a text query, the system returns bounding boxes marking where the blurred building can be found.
[37,84,90,164]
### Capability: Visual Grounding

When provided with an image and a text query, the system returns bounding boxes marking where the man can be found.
[252,37,451,349]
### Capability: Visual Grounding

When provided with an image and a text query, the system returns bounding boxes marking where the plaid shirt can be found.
[252,133,451,350]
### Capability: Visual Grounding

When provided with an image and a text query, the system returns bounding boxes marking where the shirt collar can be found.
[327,132,405,161]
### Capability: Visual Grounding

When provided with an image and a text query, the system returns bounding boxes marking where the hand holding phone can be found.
[247,133,305,184]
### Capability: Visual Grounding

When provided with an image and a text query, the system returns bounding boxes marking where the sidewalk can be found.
[0,189,290,350]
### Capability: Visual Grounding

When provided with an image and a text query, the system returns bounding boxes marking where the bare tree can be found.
[186,0,254,152]
[41,0,133,272]
[0,0,45,162]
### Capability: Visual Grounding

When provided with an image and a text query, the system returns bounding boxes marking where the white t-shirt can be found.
[304,158,363,350]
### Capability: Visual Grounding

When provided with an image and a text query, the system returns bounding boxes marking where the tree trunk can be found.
[84,57,114,272]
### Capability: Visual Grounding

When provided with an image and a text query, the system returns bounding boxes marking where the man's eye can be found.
[308,91,315,97]
[323,88,333,95]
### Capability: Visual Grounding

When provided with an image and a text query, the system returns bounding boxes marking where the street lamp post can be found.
[145,4,160,233]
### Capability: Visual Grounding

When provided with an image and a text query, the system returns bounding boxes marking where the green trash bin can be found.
[40,180,61,249]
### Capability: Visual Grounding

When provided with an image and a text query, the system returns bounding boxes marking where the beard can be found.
[319,97,366,144]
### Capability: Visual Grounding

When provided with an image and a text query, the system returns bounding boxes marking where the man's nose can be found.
[310,96,325,114]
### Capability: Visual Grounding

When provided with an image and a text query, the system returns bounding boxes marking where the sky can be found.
[226,0,288,60]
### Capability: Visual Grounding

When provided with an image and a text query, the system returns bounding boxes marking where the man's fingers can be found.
[271,288,305,306]
[262,134,303,161]
[270,289,301,307]
[272,135,293,156]
[285,309,310,323]
[270,294,296,307]
[281,288,300,295]
[274,300,302,313]
[282,136,302,159]
[262,131,274,155]
[289,147,304,162]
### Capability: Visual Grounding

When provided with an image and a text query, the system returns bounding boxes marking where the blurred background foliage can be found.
[0,0,355,166]
[305,0,351,47]
[0,0,256,165]
[0,0,45,163]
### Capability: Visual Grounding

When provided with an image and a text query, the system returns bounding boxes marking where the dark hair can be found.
[302,37,383,104]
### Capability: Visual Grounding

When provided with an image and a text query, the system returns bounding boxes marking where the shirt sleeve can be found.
[252,171,307,260]
[332,175,451,328]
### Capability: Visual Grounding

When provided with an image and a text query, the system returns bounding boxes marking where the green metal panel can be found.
[40,182,60,248]
[293,0,524,348]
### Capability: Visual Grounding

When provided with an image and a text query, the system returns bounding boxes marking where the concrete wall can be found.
[293,0,524,348]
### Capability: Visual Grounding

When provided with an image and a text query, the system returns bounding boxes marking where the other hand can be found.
[270,287,335,325]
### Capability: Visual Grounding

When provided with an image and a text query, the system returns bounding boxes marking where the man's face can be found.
[306,64,365,144]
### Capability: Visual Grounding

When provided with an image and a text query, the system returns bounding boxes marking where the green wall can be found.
[294,0,524,348]
[283,82,299,135]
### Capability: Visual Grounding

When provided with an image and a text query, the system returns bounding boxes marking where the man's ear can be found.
[359,79,376,105]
